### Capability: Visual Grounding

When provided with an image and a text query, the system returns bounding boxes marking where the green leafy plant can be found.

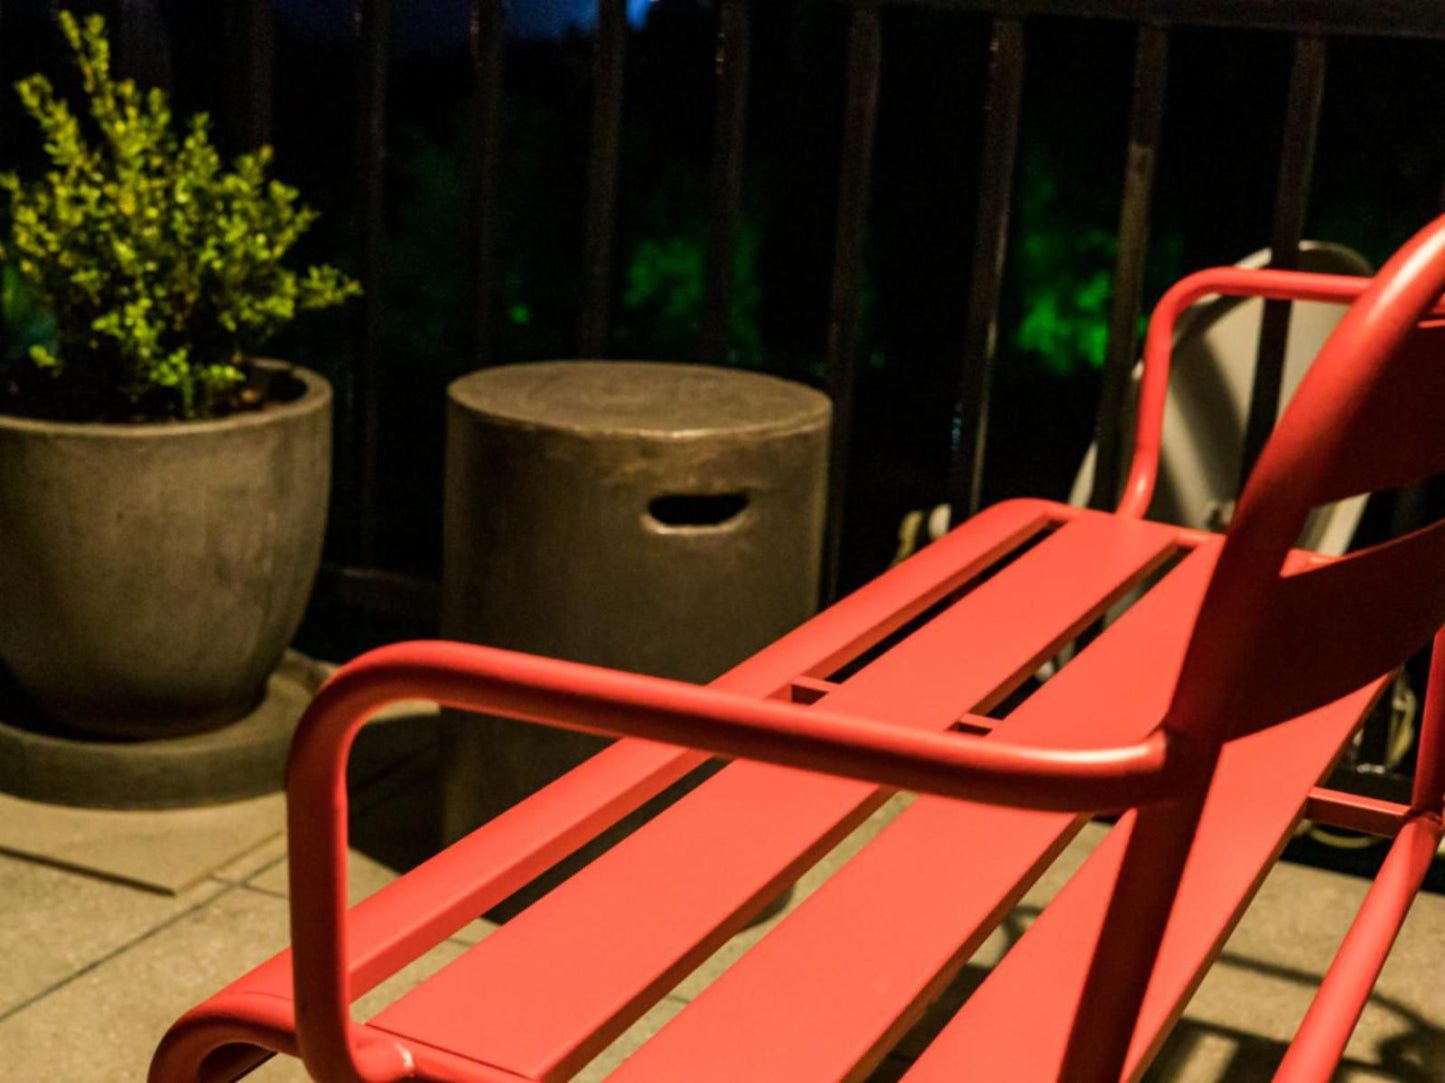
[0,11,358,421]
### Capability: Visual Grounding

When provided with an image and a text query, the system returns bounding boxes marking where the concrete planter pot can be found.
[0,363,331,739]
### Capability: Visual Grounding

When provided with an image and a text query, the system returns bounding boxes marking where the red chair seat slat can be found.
[902,680,1381,1082]
[151,499,1060,1083]
[599,533,1220,1081]
[212,499,1058,1010]
[368,509,1180,1080]
[152,220,1445,1083]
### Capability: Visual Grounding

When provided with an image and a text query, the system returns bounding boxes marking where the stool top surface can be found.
[450,361,831,437]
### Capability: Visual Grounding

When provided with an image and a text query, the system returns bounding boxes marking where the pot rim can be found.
[0,359,331,438]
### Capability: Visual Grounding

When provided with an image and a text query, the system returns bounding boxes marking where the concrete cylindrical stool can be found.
[441,361,831,848]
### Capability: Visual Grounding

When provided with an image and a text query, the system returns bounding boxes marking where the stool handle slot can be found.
[646,492,749,530]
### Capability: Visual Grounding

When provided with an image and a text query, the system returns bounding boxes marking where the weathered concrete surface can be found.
[439,361,831,841]
[0,364,330,738]
[2,797,1442,1082]
[0,651,326,810]
[0,789,283,894]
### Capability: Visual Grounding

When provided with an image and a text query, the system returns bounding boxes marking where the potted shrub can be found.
[0,12,358,738]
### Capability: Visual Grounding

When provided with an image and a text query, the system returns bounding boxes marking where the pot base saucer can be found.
[0,651,329,809]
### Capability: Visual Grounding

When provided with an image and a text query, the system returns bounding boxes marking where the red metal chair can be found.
[151,215,1445,1083]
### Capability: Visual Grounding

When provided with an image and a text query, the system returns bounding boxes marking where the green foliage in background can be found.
[1008,144,1118,377]
[617,161,764,369]
[0,11,358,421]
[1006,142,1181,379]
[622,216,763,367]
[624,234,705,335]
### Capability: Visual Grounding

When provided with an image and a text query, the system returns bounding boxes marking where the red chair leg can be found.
[1059,768,1215,1083]
[1275,631,1445,1080]
[1273,814,1442,1081]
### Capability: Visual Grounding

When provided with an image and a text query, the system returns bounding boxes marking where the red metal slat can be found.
[1229,514,1445,737]
[901,682,1383,1081]
[608,540,1218,1082]
[369,509,1181,1079]
[216,499,1051,1013]
[152,499,1058,1082]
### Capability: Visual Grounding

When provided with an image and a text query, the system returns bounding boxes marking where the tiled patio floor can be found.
[2,720,1443,1082]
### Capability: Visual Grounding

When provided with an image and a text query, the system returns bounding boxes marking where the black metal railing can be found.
[821,0,1445,598]
[22,0,1445,615]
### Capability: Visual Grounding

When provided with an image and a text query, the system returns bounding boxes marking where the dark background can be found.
[2,0,1444,886]
[2,0,1443,608]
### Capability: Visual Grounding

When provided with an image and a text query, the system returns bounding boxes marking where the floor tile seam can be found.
[0,847,193,897]
[225,877,288,900]
[206,847,290,891]
[205,745,438,892]
[0,878,244,1024]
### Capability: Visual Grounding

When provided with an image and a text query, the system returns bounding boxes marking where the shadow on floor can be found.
[340,726,1445,1081]
[863,905,1445,1081]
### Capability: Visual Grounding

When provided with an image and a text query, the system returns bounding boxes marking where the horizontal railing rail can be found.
[836,0,1445,41]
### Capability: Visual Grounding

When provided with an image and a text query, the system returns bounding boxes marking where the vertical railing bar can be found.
[112,0,172,90]
[578,0,626,358]
[1088,23,1168,510]
[469,0,504,369]
[944,16,1025,520]
[821,2,882,603]
[353,0,388,566]
[1236,33,1326,495]
[700,0,751,369]
[225,0,275,152]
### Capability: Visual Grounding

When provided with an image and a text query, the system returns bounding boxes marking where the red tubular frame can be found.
[1120,269,1445,518]
[151,498,1065,1083]
[285,640,1183,1083]
[1275,627,1445,1080]
[284,259,1445,1083]
[1273,813,1443,1082]
[1303,788,1412,838]
[1058,236,1445,1082]
[153,229,1445,1083]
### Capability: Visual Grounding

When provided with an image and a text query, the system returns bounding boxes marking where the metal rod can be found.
[1089,24,1168,509]
[700,0,752,369]
[840,0,1445,41]
[469,0,505,369]
[821,3,882,603]
[945,16,1025,520]
[1304,787,1410,837]
[1236,33,1326,494]
[578,0,627,358]
[224,0,274,152]
[1275,814,1442,1079]
[353,0,388,565]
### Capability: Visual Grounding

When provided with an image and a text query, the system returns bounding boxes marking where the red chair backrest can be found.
[1170,216,1445,742]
